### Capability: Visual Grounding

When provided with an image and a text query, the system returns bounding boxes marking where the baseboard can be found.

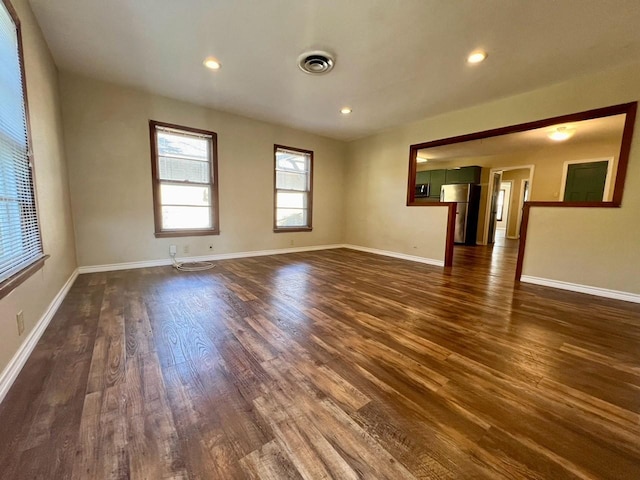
[77,244,345,274]
[0,268,79,404]
[342,244,444,267]
[520,275,640,304]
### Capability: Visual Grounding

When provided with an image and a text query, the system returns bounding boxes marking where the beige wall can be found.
[59,72,347,267]
[346,61,640,294]
[0,0,77,375]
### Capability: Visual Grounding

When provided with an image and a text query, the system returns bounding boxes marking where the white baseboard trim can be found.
[77,244,346,274]
[520,275,640,304]
[343,244,444,267]
[0,268,79,404]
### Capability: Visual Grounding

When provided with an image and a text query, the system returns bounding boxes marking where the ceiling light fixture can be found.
[467,50,487,64]
[548,126,575,141]
[416,156,428,163]
[340,107,352,115]
[203,57,221,70]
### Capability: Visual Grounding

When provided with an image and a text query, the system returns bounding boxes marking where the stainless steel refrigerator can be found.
[440,184,481,245]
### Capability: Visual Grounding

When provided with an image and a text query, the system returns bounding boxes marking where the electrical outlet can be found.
[183,245,190,254]
[290,239,294,246]
[16,311,24,336]
[169,245,177,255]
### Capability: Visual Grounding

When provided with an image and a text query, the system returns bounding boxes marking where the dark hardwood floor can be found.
[1,243,640,479]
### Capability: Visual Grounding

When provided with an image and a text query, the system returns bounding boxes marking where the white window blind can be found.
[275,147,312,229]
[0,1,42,282]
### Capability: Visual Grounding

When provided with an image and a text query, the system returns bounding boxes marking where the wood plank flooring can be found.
[1,244,640,479]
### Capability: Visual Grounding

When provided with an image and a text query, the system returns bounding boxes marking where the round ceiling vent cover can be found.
[297,50,335,75]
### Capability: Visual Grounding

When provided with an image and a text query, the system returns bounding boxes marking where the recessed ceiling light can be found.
[548,126,575,141]
[340,107,352,115]
[416,156,428,163]
[203,57,221,70]
[467,50,487,64]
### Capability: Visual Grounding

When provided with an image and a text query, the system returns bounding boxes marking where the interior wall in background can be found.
[345,61,640,295]
[59,72,347,267]
[0,0,77,383]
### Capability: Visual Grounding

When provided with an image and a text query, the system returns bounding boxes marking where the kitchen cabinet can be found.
[416,171,431,184]
[429,169,446,199]
[445,166,481,184]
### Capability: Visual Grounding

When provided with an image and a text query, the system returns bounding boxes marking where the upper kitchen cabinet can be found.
[445,166,482,184]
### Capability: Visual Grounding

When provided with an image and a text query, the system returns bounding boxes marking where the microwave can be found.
[415,183,430,198]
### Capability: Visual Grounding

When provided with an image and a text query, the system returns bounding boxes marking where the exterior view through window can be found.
[274,145,313,231]
[149,121,219,237]
[0,0,43,287]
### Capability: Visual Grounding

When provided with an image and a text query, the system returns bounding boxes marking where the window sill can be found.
[0,254,49,301]
[155,229,220,238]
[273,227,313,233]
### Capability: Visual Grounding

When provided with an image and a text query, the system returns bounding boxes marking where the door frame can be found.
[514,178,530,239]
[496,180,513,233]
[559,156,614,202]
[482,164,535,245]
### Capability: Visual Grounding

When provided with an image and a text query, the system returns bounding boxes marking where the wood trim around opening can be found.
[273,144,314,233]
[0,255,49,301]
[406,101,638,279]
[149,120,220,238]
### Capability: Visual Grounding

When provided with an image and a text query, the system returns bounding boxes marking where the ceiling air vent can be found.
[297,50,335,75]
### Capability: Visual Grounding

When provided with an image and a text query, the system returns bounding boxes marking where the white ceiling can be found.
[419,114,627,161]
[29,0,640,140]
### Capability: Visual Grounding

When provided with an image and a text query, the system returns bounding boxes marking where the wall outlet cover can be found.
[17,311,24,336]
[169,245,177,255]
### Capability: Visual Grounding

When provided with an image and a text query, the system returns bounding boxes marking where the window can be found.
[274,145,313,232]
[0,0,44,292]
[149,120,219,237]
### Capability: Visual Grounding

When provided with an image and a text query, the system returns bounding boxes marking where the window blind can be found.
[274,147,312,229]
[152,123,217,232]
[0,1,42,282]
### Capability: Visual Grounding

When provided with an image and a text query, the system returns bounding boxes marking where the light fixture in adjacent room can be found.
[416,156,428,163]
[548,126,575,141]
[203,57,221,70]
[340,107,352,115]
[467,50,487,64]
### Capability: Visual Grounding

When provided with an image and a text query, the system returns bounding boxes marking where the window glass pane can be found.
[159,156,210,183]
[157,131,209,160]
[160,184,210,206]
[496,189,505,221]
[276,151,309,172]
[277,191,307,209]
[162,206,211,229]
[276,171,307,191]
[276,208,307,227]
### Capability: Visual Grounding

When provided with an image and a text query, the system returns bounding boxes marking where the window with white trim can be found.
[149,121,219,237]
[274,145,313,231]
[0,0,43,286]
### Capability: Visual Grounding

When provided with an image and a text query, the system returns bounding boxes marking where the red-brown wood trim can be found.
[273,144,314,232]
[149,120,220,237]
[0,255,49,301]
[612,102,637,205]
[444,203,457,267]
[273,227,313,233]
[514,204,530,281]
[406,102,638,281]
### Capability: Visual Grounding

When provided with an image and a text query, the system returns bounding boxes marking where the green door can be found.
[563,161,608,202]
